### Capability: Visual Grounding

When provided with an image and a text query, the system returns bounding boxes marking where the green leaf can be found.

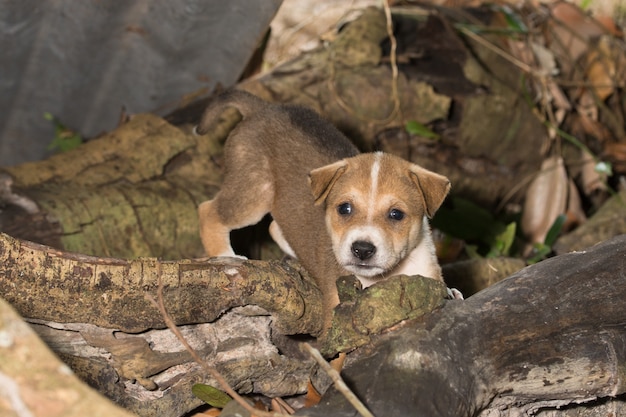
[543,214,566,247]
[526,215,566,264]
[44,113,84,152]
[487,222,516,257]
[405,120,439,140]
[47,134,83,152]
[191,383,232,408]
[527,243,552,265]
[432,197,513,258]
[496,5,528,33]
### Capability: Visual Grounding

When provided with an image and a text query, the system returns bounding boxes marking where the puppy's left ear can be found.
[309,160,348,205]
[409,165,451,218]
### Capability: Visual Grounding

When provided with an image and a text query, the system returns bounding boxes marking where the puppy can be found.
[196,90,451,330]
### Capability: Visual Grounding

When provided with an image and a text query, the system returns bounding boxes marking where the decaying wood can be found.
[0,231,324,416]
[0,297,136,417]
[3,231,626,417]
[0,228,455,416]
[1,5,626,417]
[0,232,322,335]
[0,231,626,417]
[304,235,626,417]
[555,189,626,254]
[0,113,229,260]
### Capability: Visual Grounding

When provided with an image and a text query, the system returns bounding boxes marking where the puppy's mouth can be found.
[344,263,386,277]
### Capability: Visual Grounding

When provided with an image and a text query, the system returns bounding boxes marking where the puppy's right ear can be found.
[308,160,348,205]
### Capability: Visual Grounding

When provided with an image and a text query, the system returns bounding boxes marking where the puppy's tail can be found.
[194,89,265,135]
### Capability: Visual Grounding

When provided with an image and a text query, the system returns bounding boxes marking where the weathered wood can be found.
[0,232,322,335]
[0,231,324,416]
[555,190,626,254]
[2,232,626,417]
[0,231,452,417]
[0,113,228,259]
[0,297,136,417]
[303,235,626,417]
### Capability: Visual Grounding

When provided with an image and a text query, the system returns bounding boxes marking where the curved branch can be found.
[0,232,323,335]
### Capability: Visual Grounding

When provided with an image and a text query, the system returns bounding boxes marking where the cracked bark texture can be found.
[302,235,626,417]
[0,113,226,260]
[0,232,324,416]
[0,231,451,416]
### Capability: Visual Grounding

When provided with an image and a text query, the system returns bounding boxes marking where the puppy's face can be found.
[309,152,450,278]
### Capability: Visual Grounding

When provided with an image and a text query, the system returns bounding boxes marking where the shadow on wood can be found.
[303,235,626,417]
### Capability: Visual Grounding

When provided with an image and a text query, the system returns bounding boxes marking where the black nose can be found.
[351,241,376,260]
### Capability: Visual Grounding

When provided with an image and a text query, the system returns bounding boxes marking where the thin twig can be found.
[382,0,401,122]
[145,261,296,417]
[457,25,536,75]
[302,343,376,417]
[272,397,296,414]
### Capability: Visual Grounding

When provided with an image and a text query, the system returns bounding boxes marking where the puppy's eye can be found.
[337,202,352,216]
[388,208,405,221]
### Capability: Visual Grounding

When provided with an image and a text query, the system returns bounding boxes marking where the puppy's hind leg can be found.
[199,178,274,258]
[199,149,274,259]
[198,199,241,258]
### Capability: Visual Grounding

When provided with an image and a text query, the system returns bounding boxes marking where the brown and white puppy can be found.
[196,90,451,329]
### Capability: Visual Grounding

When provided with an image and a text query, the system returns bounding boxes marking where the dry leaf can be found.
[521,156,569,244]
[585,36,618,101]
[580,148,608,195]
[304,380,322,408]
[546,2,611,74]
[565,178,587,231]
[605,142,626,174]
[531,42,558,77]
[576,110,614,142]
[547,81,572,112]
[330,352,347,372]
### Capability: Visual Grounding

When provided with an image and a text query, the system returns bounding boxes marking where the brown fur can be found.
[196,90,450,330]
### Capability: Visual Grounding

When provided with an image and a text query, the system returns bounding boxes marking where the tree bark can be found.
[0,231,325,416]
[0,113,225,260]
[0,296,136,417]
[303,235,626,417]
[1,5,625,417]
[3,232,626,417]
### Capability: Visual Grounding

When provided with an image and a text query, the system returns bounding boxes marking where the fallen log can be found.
[304,235,626,417]
[2,232,626,416]
[0,297,136,417]
[0,232,323,416]
[0,5,625,417]
[0,229,450,416]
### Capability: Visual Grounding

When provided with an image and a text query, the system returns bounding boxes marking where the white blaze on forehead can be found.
[367,152,383,222]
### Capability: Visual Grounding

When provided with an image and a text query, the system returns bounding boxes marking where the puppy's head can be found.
[309,152,450,278]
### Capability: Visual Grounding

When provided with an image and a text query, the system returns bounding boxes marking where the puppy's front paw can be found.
[215,252,248,260]
[447,287,464,300]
